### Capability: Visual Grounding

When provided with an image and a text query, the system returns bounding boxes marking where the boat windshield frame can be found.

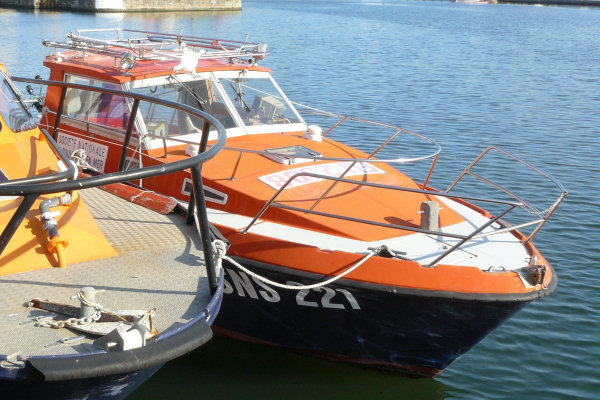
[212,70,306,135]
[0,70,36,132]
[127,70,307,149]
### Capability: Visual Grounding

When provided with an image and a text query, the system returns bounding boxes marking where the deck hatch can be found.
[263,145,321,165]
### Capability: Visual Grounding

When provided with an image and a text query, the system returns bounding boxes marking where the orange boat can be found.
[1,60,227,398]
[22,28,567,377]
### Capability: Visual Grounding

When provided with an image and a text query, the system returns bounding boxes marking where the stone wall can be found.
[123,0,240,11]
[0,0,241,11]
[499,0,600,4]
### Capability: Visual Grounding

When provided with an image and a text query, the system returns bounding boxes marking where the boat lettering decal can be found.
[224,268,280,302]
[222,268,361,310]
[258,161,386,190]
[290,283,361,310]
[181,178,228,204]
[315,287,347,309]
[56,132,109,172]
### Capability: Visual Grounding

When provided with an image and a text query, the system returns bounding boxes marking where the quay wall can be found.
[499,0,600,5]
[0,0,241,11]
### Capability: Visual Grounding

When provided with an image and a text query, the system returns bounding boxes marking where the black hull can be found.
[0,287,220,399]
[215,258,537,376]
[0,366,161,400]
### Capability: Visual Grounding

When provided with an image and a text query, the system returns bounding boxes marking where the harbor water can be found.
[1,0,598,398]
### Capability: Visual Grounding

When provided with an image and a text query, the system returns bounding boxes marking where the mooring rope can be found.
[211,239,376,291]
[69,149,98,172]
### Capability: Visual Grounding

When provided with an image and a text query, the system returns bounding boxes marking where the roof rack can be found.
[42,28,268,66]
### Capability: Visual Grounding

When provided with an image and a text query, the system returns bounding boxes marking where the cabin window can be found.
[218,75,301,126]
[64,76,130,130]
[132,78,236,137]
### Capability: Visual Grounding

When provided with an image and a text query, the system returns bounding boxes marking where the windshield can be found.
[130,71,305,143]
[219,74,302,126]
[0,72,35,131]
[132,76,237,137]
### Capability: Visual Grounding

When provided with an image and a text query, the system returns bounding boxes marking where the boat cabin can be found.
[42,29,307,169]
[36,29,565,268]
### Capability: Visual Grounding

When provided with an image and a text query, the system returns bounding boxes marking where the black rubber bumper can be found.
[26,318,212,381]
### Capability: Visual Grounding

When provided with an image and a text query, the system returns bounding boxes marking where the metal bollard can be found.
[79,287,96,318]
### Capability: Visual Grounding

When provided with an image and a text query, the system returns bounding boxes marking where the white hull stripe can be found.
[207,195,529,271]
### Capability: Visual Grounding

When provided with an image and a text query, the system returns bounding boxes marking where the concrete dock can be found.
[0,0,241,11]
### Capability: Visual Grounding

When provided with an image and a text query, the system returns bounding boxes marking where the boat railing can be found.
[42,28,268,66]
[7,76,228,292]
[45,112,441,186]
[240,171,526,268]
[36,87,442,185]
[445,146,567,243]
[191,108,441,183]
[298,106,443,185]
[240,144,566,267]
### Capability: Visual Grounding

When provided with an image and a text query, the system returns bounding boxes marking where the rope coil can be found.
[70,149,98,172]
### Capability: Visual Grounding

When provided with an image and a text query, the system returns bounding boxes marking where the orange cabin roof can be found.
[43,51,271,83]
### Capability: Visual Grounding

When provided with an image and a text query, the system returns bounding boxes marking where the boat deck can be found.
[208,192,530,271]
[0,187,210,358]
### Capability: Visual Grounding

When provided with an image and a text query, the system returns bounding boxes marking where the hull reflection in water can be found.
[129,336,447,400]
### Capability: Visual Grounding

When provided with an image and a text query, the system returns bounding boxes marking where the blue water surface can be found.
[2,1,598,398]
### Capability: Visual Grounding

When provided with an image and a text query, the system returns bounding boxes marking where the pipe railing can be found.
[445,146,567,243]
[39,97,442,186]
[6,77,228,293]
[240,171,530,268]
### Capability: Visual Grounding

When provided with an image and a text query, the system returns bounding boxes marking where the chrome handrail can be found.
[239,144,567,266]
[42,28,268,65]
[240,171,526,268]
[47,112,441,183]
[38,91,441,183]
[446,146,567,242]
[8,76,228,293]
[218,110,441,182]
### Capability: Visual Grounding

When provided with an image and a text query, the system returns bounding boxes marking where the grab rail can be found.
[6,77,227,292]
[42,28,268,65]
[137,109,442,184]
[240,171,526,268]
[293,104,442,186]
[34,90,442,187]
[445,146,567,242]
[239,144,566,266]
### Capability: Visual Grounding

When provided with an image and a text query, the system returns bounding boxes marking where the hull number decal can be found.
[292,284,361,310]
[181,178,228,204]
[223,268,361,310]
[258,161,386,190]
